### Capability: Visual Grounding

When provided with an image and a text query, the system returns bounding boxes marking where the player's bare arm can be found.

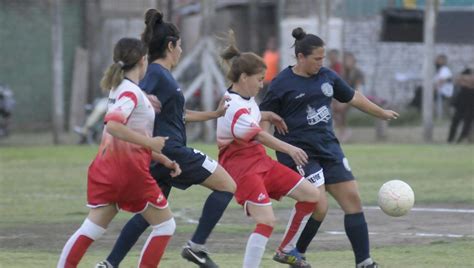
[106,121,168,153]
[152,152,182,177]
[260,111,288,135]
[255,130,308,166]
[349,91,399,121]
[185,95,230,122]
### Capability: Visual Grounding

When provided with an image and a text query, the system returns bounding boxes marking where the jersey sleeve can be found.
[231,108,262,141]
[104,91,138,124]
[333,73,355,103]
[259,84,282,114]
[140,72,171,106]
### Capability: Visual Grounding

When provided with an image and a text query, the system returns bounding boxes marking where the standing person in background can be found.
[448,68,474,143]
[257,36,279,103]
[96,9,236,268]
[58,37,179,268]
[260,27,399,268]
[218,31,320,268]
[332,52,365,142]
[434,54,454,118]
[327,49,343,75]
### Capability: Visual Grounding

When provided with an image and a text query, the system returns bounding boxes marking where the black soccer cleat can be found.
[181,244,219,268]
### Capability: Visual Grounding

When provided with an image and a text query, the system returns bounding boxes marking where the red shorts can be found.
[234,161,304,209]
[87,173,168,213]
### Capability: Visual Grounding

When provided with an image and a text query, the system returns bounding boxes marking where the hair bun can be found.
[292,27,306,41]
[144,9,163,26]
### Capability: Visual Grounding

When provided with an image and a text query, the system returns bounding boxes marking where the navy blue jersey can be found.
[260,66,355,163]
[140,63,186,145]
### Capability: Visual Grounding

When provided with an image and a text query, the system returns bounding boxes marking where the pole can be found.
[421,0,438,142]
[51,0,64,144]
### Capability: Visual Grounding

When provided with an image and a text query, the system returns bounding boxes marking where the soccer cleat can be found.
[95,260,113,268]
[358,262,378,268]
[181,244,219,268]
[273,248,311,268]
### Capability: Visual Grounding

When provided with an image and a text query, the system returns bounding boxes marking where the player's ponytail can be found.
[291,27,325,57]
[141,8,180,62]
[100,38,147,92]
[220,30,266,83]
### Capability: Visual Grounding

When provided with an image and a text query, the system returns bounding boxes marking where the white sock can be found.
[242,233,269,268]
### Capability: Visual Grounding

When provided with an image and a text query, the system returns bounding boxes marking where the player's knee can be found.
[256,216,276,227]
[151,217,176,236]
[224,178,237,193]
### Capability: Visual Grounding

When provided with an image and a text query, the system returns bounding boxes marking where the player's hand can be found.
[288,145,308,166]
[215,96,231,117]
[380,110,399,121]
[167,160,181,178]
[149,136,168,153]
[268,112,288,135]
[146,94,162,113]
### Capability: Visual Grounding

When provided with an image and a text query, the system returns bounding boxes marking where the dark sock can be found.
[344,212,370,264]
[106,214,150,267]
[191,190,233,244]
[296,217,322,253]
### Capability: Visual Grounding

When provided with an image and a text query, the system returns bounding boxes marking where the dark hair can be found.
[292,27,325,57]
[220,31,266,83]
[100,38,147,91]
[142,9,180,62]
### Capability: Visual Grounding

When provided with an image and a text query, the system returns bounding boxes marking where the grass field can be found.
[0,143,473,267]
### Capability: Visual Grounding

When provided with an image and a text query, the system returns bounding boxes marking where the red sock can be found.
[279,201,316,251]
[139,235,172,268]
[64,235,93,268]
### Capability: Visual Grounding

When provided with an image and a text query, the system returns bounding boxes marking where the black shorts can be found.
[150,145,218,194]
[291,157,354,185]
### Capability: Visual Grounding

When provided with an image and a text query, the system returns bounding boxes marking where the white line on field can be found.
[325,231,473,238]
[363,206,474,214]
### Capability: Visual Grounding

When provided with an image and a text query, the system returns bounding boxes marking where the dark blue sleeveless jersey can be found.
[260,66,355,163]
[140,63,186,145]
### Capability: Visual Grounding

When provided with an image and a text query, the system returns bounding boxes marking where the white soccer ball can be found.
[377,180,415,217]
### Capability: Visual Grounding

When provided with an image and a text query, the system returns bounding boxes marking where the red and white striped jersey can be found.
[88,78,156,197]
[217,90,274,179]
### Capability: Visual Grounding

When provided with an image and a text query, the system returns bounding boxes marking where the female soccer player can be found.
[260,27,399,268]
[97,9,236,268]
[217,32,320,268]
[57,37,180,268]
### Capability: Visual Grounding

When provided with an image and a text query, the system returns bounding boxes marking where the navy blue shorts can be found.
[150,145,218,193]
[292,157,354,185]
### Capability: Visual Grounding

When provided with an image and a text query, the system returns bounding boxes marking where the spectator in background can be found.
[447,68,474,143]
[332,52,365,142]
[434,54,454,118]
[257,36,279,103]
[0,83,15,137]
[327,49,343,75]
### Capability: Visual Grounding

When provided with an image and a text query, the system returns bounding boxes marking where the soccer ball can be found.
[377,180,415,217]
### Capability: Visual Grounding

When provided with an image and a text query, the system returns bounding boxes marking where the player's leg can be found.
[327,180,377,268]
[244,203,275,268]
[288,164,329,258]
[103,176,173,267]
[261,163,317,267]
[182,164,236,267]
[137,205,175,268]
[295,185,328,256]
[58,205,117,268]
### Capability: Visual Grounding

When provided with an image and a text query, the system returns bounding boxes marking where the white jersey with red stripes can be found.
[217,90,273,179]
[87,78,160,208]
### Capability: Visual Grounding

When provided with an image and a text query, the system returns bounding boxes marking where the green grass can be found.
[0,143,473,267]
[1,240,473,267]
